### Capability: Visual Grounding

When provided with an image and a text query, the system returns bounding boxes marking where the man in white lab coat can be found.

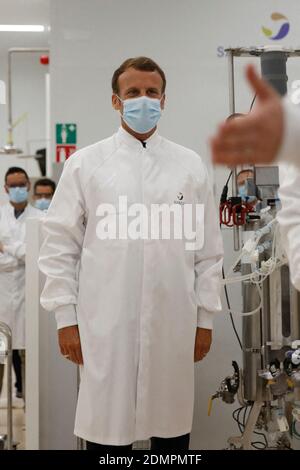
[0,167,42,399]
[33,177,56,211]
[39,57,223,451]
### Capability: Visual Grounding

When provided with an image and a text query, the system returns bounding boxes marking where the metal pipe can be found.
[45,73,51,177]
[242,260,262,400]
[241,401,264,450]
[228,50,235,116]
[0,321,13,450]
[260,51,288,97]
[7,47,50,148]
[227,49,240,251]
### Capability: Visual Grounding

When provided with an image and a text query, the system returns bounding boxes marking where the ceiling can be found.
[0,0,50,57]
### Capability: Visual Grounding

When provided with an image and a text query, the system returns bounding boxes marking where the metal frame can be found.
[226,46,300,449]
[225,46,300,252]
[227,49,240,252]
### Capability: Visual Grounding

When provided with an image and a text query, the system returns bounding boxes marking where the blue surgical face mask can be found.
[238,184,256,204]
[8,186,28,204]
[117,95,162,134]
[238,184,247,200]
[35,197,51,211]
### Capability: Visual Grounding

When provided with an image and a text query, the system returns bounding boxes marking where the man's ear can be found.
[4,184,8,195]
[112,94,121,111]
[27,181,31,192]
[161,94,166,110]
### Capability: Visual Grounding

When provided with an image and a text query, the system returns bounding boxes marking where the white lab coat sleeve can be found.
[2,241,25,261]
[195,164,224,329]
[0,252,18,270]
[1,209,43,262]
[276,98,300,168]
[277,164,300,291]
[38,156,86,329]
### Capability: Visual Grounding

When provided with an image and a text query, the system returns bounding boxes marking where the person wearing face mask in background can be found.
[0,167,42,405]
[237,169,254,199]
[237,168,260,207]
[225,115,259,208]
[39,56,223,451]
[33,178,56,211]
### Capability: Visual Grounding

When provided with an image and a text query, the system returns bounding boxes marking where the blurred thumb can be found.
[246,64,277,101]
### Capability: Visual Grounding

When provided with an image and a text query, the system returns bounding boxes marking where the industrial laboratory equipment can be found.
[212,47,300,450]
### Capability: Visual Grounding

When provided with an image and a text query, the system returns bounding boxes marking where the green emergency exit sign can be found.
[56,123,77,144]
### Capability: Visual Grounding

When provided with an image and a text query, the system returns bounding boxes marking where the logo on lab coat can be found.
[174,192,184,205]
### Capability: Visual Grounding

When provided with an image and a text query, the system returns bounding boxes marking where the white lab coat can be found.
[277,98,300,168]
[0,202,42,349]
[39,127,223,445]
[277,164,300,291]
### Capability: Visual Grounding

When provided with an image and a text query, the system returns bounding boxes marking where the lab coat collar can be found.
[116,126,161,151]
[6,201,30,219]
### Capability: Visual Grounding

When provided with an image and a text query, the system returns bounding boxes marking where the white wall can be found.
[0,53,47,153]
[0,53,49,205]
[0,0,50,203]
[0,0,50,153]
[49,0,300,449]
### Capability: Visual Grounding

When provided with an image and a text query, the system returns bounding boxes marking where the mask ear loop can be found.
[115,95,124,118]
[159,94,165,112]
[115,94,123,103]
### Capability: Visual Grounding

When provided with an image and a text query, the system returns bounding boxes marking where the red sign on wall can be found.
[56,144,76,162]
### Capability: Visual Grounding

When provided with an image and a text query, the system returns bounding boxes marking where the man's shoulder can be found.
[65,134,117,167]
[0,202,11,214]
[27,204,44,218]
[161,137,207,179]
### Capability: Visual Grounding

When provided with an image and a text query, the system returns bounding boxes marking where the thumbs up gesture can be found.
[210,64,284,166]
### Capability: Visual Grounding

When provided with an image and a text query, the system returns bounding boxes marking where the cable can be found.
[222,266,243,350]
[232,405,267,449]
[225,170,233,187]
[237,407,244,434]
[220,170,233,204]
[249,94,257,112]
[232,406,245,434]
[219,169,242,350]
[222,219,286,317]
[251,441,266,449]
[243,405,248,427]
[246,405,268,448]
[225,219,278,278]
[222,282,262,317]
[253,430,268,448]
